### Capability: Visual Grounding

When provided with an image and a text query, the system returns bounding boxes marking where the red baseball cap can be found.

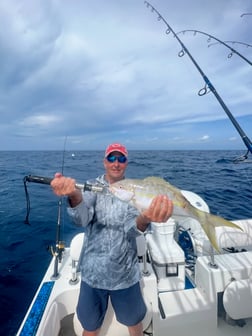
[105,143,128,158]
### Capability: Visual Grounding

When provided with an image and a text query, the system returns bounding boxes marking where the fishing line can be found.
[144,1,252,161]
[23,137,69,225]
[52,136,69,272]
[61,135,68,175]
[58,135,68,233]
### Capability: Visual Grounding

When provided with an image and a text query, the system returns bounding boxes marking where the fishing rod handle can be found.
[25,175,53,185]
[24,175,105,193]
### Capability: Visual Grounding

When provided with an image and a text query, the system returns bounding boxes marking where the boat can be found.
[17,183,252,336]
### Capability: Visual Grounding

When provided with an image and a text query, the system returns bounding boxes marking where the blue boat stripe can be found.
[19,281,55,336]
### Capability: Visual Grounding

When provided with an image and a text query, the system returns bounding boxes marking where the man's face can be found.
[103,151,128,184]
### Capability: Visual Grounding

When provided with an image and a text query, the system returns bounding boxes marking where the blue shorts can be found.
[77,281,147,331]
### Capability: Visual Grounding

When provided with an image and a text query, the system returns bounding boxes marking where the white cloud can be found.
[229,136,237,141]
[20,114,61,127]
[200,135,210,141]
[0,0,251,150]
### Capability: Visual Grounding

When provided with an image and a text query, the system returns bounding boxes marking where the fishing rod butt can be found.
[24,175,105,193]
[24,175,53,185]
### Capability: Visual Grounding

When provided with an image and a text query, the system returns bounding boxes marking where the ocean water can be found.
[0,150,251,336]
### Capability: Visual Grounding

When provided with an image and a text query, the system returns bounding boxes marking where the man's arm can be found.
[68,189,83,207]
[136,213,151,232]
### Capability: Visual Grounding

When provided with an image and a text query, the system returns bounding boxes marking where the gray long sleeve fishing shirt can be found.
[67,174,142,290]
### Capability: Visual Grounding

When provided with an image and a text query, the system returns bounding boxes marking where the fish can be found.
[109,176,243,252]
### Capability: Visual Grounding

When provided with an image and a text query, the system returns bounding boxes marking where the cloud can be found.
[20,114,61,127]
[200,135,210,141]
[0,0,251,150]
[229,136,237,141]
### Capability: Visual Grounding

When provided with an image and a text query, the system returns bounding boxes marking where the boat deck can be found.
[17,219,252,336]
[59,314,76,336]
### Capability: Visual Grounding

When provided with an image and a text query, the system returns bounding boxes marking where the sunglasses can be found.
[106,155,127,163]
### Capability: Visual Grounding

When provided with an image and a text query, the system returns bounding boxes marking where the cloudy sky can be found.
[1,0,251,151]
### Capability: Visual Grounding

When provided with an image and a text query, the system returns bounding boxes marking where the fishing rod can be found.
[144,1,252,161]
[51,136,68,278]
[241,13,252,17]
[176,30,252,66]
[23,175,105,193]
[23,175,105,225]
[24,163,106,279]
[23,174,105,278]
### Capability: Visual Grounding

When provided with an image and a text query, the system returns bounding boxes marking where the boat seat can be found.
[223,278,252,319]
[69,232,85,262]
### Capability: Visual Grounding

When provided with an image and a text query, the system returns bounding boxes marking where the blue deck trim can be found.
[19,281,55,336]
[185,276,194,289]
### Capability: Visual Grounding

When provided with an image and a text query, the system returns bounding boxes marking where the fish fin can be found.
[196,210,243,252]
[205,212,243,231]
[201,218,220,252]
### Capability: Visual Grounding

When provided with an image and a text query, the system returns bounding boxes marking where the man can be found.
[51,143,173,336]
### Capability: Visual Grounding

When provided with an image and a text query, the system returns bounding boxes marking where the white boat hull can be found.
[16,221,252,336]
[17,174,252,336]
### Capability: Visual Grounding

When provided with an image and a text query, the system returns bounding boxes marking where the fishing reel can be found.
[49,240,66,280]
[50,241,65,262]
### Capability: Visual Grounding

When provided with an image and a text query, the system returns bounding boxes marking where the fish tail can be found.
[195,210,243,252]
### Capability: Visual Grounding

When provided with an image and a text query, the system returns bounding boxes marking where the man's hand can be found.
[50,172,77,196]
[136,195,173,232]
[50,173,83,207]
[142,195,173,223]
